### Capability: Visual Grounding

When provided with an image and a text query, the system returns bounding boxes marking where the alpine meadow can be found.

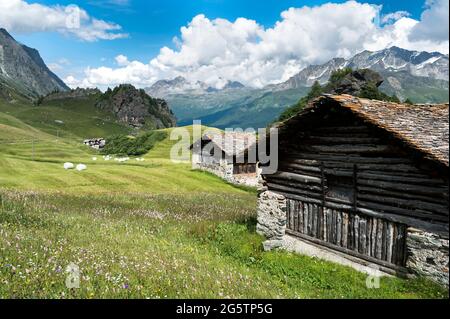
[0,0,449,305]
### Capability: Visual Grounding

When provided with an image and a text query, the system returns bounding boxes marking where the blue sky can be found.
[15,0,426,65]
[1,0,448,89]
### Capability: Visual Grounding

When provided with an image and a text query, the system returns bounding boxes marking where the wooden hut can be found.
[257,94,449,285]
[191,132,258,186]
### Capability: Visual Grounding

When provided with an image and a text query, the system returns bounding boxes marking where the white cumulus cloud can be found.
[66,0,449,90]
[0,0,128,41]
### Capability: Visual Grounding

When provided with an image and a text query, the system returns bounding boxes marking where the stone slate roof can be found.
[280,94,449,167]
[191,132,257,157]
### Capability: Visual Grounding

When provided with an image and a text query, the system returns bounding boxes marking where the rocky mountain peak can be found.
[0,28,69,98]
[95,84,176,129]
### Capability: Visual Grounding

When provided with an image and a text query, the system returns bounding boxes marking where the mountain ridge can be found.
[0,28,69,98]
[148,46,448,129]
[274,46,448,90]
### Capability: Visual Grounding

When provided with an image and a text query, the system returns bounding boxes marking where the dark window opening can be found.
[233,164,257,175]
[325,174,355,204]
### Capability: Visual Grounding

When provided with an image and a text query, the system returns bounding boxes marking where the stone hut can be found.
[257,94,449,286]
[191,132,259,187]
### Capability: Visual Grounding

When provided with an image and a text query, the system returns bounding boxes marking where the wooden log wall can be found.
[286,200,408,267]
[265,114,449,247]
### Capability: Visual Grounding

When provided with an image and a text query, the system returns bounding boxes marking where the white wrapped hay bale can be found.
[64,162,75,170]
[76,164,87,171]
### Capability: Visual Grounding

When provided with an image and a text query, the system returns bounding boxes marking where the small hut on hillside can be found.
[257,94,449,286]
[191,132,258,186]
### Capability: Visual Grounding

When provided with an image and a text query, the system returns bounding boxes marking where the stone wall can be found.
[256,191,287,251]
[196,157,233,180]
[406,228,449,287]
[194,153,258,187]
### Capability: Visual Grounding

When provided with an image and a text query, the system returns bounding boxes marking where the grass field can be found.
[0,98,448,299]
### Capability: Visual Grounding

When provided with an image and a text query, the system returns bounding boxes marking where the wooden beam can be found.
[285,229,408,271]
[271,171,322,185]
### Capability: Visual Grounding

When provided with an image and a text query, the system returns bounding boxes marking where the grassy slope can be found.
[0,98,447,299]
[0,96,131,140]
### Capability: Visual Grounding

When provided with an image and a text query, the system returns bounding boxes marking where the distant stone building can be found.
[191,132,259,187]
[258,94,449,286]
[83,138,106,150]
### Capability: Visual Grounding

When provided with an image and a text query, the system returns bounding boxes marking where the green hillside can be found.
[0,101,447,299]
[0,96,131,141]
[173,87,310,129]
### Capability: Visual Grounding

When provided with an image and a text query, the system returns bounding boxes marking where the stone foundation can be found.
[406,228,449,287]
[256,191,287,251]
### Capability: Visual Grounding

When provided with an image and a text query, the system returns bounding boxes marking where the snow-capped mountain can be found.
[275,46,448,90]
[144,46,448,130]
[146,76,246,98]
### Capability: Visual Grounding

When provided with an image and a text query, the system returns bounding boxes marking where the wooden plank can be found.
[357,200,449,222]
[336,211,342,247]
[308,144,393,154]
[287,199,291,230]
[358,172,445,185]
[280,163,321,173]
[326,209,332,244]
[290,200,295,230]
[371,218,378,258]
[298,201,304,234]
[266,183,322,199]
[323,207,328,242]
[357,193,448,215]
[354,215,360,253]
[270,191,322,206]
[316,205,323,239]
[283,152,412,165]
[272,171,322,185]
[386,223,394,264]
[357,186,447,205]
[308,204,314,237]
[358,179,448,197]
[293,200,298,233]
[392,224,398,265]
[303,203,309,235]
[312,125,371,133]
[305,136,382,144]
[311,205,317,238]
[366,218,372,257]
[382,221,388,261]
[360,218,367,255]
[342,212,348,248]
[376,219,383,260]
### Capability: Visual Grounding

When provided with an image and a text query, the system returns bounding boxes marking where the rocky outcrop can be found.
[331,69,384,96]
[95,84,176,129]
[0,28,69,98]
